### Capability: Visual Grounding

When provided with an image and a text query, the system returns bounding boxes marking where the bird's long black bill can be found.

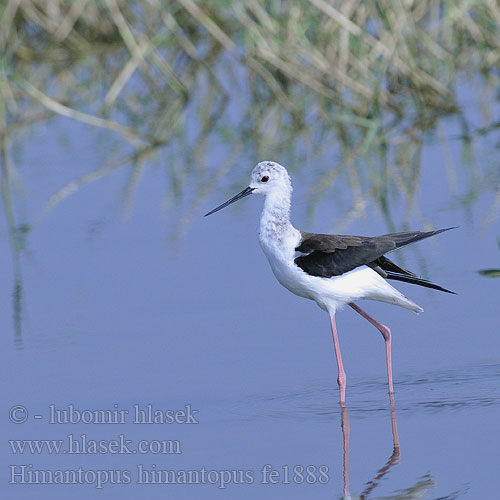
[204,186,255,216]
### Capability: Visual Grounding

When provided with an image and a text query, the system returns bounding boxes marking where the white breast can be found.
[258,227,322,302]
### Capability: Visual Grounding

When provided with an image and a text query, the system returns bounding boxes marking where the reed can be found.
[1,0,499,229]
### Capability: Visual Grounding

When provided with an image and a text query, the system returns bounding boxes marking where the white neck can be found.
[259,187,295,242]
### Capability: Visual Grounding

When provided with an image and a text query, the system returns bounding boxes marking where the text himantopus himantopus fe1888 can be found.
[205,161,455,405]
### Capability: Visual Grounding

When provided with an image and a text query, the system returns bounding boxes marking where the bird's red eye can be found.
[261,176,269,182]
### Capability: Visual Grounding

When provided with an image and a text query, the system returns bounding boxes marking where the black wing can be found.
[368,255,455,294]
[294,228,455,293]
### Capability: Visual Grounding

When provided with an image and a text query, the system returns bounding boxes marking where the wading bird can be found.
[205,161,454,405]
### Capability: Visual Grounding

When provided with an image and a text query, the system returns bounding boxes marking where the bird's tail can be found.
[376,281,424,314]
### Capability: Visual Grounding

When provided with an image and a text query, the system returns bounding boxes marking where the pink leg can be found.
[341,406,351,498]
[349,303,394,395]
[389,396,401,457]
[329,313,346,406]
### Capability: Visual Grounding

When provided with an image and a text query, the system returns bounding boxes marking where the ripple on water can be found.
[226,363,500,422]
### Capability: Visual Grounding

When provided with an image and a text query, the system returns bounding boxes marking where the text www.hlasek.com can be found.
[9,464,330,489]
[9,434,181,455]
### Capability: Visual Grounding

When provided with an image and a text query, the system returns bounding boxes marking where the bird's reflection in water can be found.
[340,395,435,500]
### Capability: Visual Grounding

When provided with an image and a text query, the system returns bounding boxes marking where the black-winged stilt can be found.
[205,161,454,405]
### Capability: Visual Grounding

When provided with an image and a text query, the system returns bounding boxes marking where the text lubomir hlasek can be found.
[48,404,199,424]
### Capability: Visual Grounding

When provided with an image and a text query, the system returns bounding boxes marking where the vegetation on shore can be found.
[1,1,500,334]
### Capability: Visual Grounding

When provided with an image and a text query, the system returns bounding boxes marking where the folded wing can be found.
[294,228,455,294]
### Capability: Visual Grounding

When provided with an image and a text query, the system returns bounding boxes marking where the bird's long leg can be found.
[341,405,351,498]
[329,313,346,406]
[349,303,394,395]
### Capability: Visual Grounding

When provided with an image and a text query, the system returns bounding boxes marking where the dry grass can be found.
[0,0,499,230]
[2,0,500,336]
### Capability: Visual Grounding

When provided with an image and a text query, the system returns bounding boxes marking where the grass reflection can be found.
[477,237,500,278]
[1,1,500,337]
[2,1,499,219]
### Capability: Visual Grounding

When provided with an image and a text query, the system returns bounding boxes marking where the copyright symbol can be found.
[9,405,28,424]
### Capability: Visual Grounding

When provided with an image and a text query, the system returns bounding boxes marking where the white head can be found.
[248,161,292,196]
[205,160,292,216]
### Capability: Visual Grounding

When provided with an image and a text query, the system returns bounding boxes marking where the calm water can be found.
[2,84,500,498]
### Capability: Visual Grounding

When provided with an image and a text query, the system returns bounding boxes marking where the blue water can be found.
[1,104,500,498]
